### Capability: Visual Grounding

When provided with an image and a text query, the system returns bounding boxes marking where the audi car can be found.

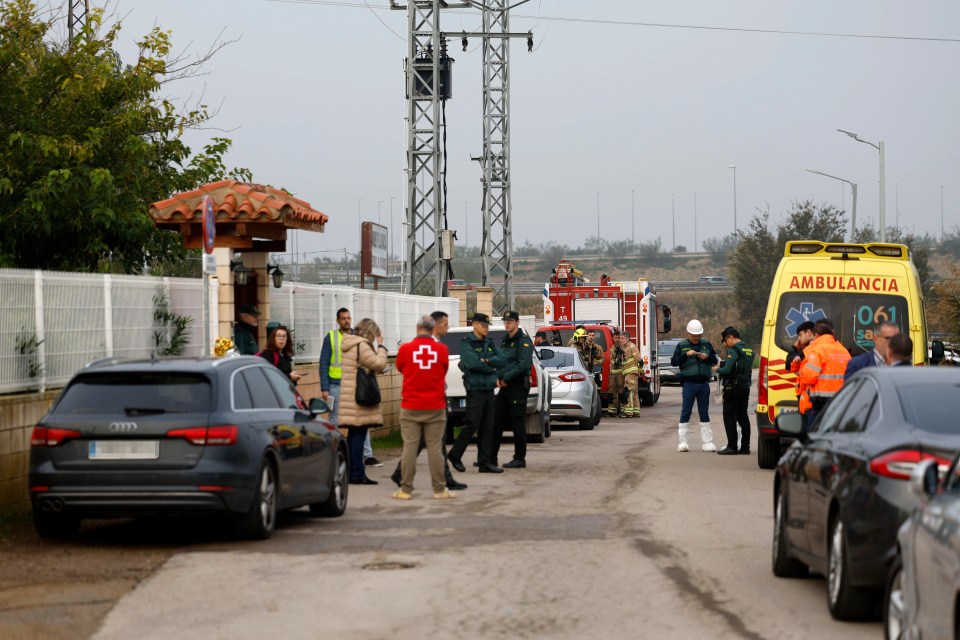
[771,367,960,621]
[28,356,348,540]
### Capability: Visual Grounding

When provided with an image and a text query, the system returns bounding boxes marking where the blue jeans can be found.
[329,381,373,460]
[347,426,369,481]
[680,381,711,423]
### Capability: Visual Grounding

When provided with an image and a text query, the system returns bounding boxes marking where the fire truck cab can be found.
[540,261,672,408]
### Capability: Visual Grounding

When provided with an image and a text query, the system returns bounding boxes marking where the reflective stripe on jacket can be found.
[797,334,850,413]
[327,329,343,380]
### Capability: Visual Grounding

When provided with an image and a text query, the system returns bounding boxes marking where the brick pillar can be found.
[448,285,469,327]
[476,286,494,319]
[215,247,234,344]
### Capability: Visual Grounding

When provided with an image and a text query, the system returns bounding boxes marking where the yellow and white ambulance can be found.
[756,241,928,468]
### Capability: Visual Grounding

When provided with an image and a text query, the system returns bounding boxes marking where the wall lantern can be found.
[268,264,284,289]
[231,254,250,287]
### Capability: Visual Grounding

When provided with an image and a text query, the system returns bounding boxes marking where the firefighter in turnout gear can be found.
[607,332,627,417]
[619,330,642,417]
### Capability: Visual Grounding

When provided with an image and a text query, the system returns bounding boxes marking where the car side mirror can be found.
[910,459,940,502]
[538,348,554,360]
[775,411,805,442]
[931,340,946,366]
[309,397,330,416]
[660,305,672,334]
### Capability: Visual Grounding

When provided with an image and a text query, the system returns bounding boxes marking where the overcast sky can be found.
[94,1,960,261]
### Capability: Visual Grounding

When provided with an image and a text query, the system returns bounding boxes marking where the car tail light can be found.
[530,364,538,388]
[166,426,238,446]
[869,449,952,481]
[30,426,82,447]
[758,356,768,406]
[558,372,587,382]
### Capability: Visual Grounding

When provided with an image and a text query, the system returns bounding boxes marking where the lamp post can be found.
[728,165,737,235]
[806,169,858,240]
[357,198,362,246]
[464,200,469,250]
[389,195,396,275]
[694,192,698,252]
[631,189,635,245]
[895,183,899,231]
[942,185,945,241]
[377,200,382,224]
[596,191,600,244]
[671,193,676,251]
[838,129,885,241]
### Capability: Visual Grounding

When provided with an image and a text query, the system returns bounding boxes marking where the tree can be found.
[606,240,635,259]
[702,234,738,256]
[729,200,847,342]
[0,1,248,273]
[852,226,933,294]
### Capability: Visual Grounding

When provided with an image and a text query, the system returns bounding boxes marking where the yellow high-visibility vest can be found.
[328,329,343,380]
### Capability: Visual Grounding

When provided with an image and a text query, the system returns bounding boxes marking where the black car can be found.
[771,367,960,620]
[28,356,348,540]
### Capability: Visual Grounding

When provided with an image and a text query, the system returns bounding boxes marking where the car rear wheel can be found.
[827,516,874,620]
[883,554,905,640]
[758,438,780,469]
[237,459,277,540]
[772,490,807,577]
[32,507,81,539]
[527,411,545,444]
[310,446,349,518]
[592,391,602,426]
[543,409,552,439]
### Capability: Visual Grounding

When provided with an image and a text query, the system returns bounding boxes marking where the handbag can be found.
[355,344,381,406]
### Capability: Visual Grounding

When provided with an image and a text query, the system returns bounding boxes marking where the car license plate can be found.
[88,440,160,460]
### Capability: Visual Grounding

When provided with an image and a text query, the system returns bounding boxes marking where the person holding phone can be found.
[259,325,305,385]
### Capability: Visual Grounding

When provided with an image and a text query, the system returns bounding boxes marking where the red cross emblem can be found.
[412,344,438,369]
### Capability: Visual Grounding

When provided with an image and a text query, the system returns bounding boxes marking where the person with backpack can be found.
[259,325,305,385]
[714,326,754,456]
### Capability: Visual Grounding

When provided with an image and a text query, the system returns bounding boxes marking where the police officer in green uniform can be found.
[491,311,535,469]
[448,313,505,474]
[714,326,754,456]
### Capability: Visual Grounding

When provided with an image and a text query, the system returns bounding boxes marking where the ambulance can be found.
[756,241,928,468]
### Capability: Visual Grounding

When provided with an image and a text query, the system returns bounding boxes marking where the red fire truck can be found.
[539,260,672,407]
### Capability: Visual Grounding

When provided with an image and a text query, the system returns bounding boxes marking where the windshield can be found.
[439,329,508,356]
[537,349,580,369]
[775,292,909,355]
[55,373,212,415]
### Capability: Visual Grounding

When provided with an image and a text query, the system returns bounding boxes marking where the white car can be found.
[438,326,551,443]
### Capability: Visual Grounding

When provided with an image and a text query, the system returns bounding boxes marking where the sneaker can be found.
[433,489,457,500]
[391,489,412,500]
[677,442,689,452]
[364,456,383,467]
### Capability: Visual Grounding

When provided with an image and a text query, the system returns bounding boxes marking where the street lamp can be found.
[838,129,885,241]
[806,169,858,240]
[941,185,945,241]
[671,193,676,251]
[631,189,635,245]
[389,195,396,275]
[693,192,698,252]
[728,165,737,235]
[596,191,600,243]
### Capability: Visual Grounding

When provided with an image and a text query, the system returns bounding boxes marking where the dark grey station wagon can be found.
[29,356,347,540]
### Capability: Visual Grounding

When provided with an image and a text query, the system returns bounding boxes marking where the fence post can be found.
[103,274,113,357]
[34,271,46,393]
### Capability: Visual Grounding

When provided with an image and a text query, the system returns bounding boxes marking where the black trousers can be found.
[492,385,527,463]
[450,389,496,466]
[721,386,751,451]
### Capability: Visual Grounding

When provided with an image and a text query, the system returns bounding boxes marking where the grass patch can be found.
[0,509,33,543]
[372,429,404,450]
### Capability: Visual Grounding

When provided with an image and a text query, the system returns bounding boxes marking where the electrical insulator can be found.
[462,32,468,52]
[527,33,533,52]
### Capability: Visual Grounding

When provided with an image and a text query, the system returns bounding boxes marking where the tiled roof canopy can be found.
[149,180,328,252]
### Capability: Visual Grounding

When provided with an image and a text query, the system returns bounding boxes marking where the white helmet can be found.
[686,319,704,335]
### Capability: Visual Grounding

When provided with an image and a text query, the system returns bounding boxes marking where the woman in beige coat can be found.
[339,318,389,484]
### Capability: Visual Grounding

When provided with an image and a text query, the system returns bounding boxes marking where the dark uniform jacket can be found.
[459,333,502,391]
[716,340,754,390]
[671,339,718,383]
[498,330,534,390]
[234,321,259,355]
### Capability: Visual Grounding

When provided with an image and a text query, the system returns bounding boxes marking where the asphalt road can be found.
[96,385,881,640]
[3,385,883,639]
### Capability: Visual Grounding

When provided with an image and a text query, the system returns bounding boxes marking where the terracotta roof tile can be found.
[149,180,328,233]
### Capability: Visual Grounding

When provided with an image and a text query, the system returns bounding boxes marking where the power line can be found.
[263,0,960,44]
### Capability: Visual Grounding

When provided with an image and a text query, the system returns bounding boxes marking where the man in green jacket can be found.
[714,326,754,456]
[233,304,260,355]
[491,311,535,469]
[448,313,505,474]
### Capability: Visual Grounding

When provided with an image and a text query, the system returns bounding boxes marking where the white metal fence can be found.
[0,269,458,395]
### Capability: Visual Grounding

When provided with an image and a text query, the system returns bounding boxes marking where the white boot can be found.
[677,423,690,452]
[700,422,717,452]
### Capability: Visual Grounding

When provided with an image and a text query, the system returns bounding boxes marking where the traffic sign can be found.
[202,195,215,254]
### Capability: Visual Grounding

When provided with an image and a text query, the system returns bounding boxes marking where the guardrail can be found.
[296,280,733,294]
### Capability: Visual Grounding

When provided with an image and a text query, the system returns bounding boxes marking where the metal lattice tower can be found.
[68,0,90,45]
[480,1,514,313]
[404,1,445,296]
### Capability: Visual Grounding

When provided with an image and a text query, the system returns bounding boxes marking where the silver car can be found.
[886,453,960,640]
[537,346,600,430]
